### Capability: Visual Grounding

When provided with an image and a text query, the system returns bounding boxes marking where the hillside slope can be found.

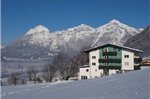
[2,69,150,99]
[124,25,150,57]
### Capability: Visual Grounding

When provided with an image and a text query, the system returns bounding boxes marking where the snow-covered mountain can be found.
[25,25,50,36]
[1,19,142,60]
[92,19,141,46]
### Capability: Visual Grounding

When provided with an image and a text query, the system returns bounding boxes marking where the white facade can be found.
[78,66,90,80]
[89,50,103,78]
[121,50,134,70]
[78,44,142,80]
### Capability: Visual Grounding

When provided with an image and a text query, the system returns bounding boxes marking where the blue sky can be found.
[2,0,150,45]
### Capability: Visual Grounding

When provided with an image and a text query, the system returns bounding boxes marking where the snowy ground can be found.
[1,69,150,99]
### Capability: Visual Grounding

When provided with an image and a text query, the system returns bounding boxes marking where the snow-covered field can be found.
[2,69,150,99]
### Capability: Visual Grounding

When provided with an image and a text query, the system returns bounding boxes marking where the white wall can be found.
[78,67,90,80]
[89,50,102,78]
[121,50,134,70]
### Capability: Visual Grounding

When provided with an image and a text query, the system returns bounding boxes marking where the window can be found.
[104,49,108,52]
[116,70,122,74]
[92,56,96,59]
[124,62,129,66]
[127,55,129,58]
[112,48,116,51]
[86,69,89,72]
[124,55,126,58]
[81,76,87,80]
[92,63,96,65]
[124,55,129,58]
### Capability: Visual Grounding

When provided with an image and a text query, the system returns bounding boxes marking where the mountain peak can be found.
[77,24,94,29]
[35,25,49,30]
[78,24,90,27]
[25,25,49,36]
[99,19,140,33]
[67,24,94,32]
[109,19,121,24]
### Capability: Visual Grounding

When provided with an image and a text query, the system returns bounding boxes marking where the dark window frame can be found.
[92,63,96,65]
[124,55,129,58]
[92,56,96,59]
[86,69,89,72]
[81,76,87,80]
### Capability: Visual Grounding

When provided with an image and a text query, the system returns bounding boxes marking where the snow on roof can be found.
[84,43,143,53]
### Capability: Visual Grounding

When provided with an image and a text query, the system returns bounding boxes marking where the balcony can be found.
[134,58,142,64]
[134,55,140,58]
[99,65,121,69]
[99,59,121,63]
[102,51,117,56]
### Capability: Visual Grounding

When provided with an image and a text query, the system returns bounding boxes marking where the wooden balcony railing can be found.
[102,51,117,56]
[134,58,142,64]
[99,58,121,63]
[99,65,121,69]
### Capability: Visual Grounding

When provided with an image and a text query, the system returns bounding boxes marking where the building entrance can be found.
[103,69,109,75]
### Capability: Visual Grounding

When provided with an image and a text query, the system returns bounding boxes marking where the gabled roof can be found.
[84,43,143,53]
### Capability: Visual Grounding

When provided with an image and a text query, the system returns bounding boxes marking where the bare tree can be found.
[53,49,89,80]
[27,70,32,81]
[69,50,89,77]
[36,76,42,83]
[1,80,7,86]
[53,51,70,80]
[7,72,19,86]
[42,64,57,82]
[20,78,27,85]
[75,50,89,66]
[26,67,37,83]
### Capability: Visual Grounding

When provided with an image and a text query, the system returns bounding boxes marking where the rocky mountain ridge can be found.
[2,19,142,61]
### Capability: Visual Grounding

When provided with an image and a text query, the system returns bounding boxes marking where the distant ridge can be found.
[2,19,142,60]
